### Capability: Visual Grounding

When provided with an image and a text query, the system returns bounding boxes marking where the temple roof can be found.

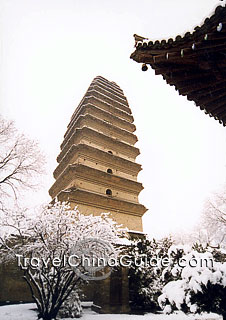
[131,5,226,126]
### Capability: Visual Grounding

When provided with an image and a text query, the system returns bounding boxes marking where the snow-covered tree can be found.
[0,201,125,320]
[0,116,45,213]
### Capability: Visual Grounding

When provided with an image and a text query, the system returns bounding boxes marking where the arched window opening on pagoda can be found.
[108,150,113,154]
[106,189,112,196]
[107,168,113,174]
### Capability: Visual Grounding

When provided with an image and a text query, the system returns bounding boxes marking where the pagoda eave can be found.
[54,143,142,180]
[63,104,136,143]
[57,188,148,217]
[49,163,144,198]
[57,127,140,164]
[61,114,137,149]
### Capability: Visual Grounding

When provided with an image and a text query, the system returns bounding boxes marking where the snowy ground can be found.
[0,303,223,320]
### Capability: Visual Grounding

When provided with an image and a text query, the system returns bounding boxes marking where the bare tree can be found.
[0,116,45,212]
[200,187,226,247]
[171,187,226,248]
[181,187,226,248]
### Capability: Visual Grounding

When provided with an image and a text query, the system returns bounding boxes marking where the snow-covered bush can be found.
[129,238,226,318]
[0,201,125,320]
[58,290,82,318]
[158,249,226,319]
[160,244,192,283]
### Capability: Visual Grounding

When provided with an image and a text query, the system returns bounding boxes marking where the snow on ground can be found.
[0,303,37,320]
[0,303,223,320]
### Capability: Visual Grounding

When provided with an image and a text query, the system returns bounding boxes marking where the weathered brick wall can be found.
[0,262,32,304]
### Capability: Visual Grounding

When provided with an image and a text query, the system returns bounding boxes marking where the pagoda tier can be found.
[49,76,147,232]
[49,164,143,201]
[61,113,137,148]
[89,80,126,101]
[57,127,140,164]
[53,144,141,181]
[64,103,136,138]
[70,95,134,125]
[57,188,146,232]
[86,86,130,113]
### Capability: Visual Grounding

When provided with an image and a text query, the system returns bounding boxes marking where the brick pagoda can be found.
[49,76,147,233]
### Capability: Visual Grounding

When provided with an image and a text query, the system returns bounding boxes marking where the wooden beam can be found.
[200,31,226,42]
[178,80,223,95]
[196,90,226,105]
[164,70,210,82]
[205,95,226,108]
[207,99,226,112]
[154,65,195,75]
[214,105,226,116]
[221,114,226,123]
[187,81,226,100]
[193,42,226,52]
[168,75,213,89]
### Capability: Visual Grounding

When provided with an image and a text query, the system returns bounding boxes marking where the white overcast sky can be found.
[1,0,226,238]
